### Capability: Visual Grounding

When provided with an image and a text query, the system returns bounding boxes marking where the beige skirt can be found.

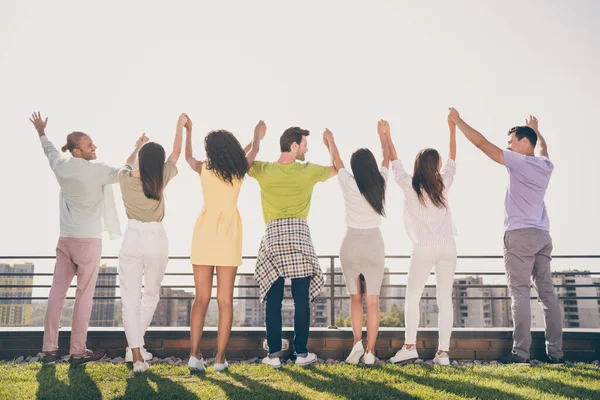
[339,227,385,295]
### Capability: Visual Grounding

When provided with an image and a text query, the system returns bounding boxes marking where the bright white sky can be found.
[1,0,599,263]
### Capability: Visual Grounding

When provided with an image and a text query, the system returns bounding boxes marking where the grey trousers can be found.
[504,228,563,359]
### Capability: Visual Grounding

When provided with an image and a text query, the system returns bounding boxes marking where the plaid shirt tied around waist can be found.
[254,218,324,303]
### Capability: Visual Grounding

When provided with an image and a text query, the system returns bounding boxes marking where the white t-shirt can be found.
[337,167,388,229]
[391,158,457,245]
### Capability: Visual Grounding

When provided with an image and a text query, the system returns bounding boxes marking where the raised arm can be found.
[382,121,412,189]
[126,133,148,166]
[384,121,399,162]
[167,113,187,164]
[323,128,343,176]
[245,120,266,166]
[377,120,391,168]
[526,115,549,159]
[448,117,457,161]
[184,115,203,174]
[448,107,504,165]
[30,111,63,170]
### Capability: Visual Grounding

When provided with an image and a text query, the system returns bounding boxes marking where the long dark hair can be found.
[204,130,249,184]
[412,148,446,208]
[350,148,386,216]
[139,142,166,201]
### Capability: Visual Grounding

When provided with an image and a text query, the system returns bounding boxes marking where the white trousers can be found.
[404,241,457,351]
[118,220,169,348]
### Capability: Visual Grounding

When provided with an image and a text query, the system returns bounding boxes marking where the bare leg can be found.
[215,266,238,364]
[190,265,214,359]
[365,294,380,354]
[350,294,363,344]
[131,347,143,363]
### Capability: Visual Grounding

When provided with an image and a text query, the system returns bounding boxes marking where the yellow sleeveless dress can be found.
[190,163,243,266]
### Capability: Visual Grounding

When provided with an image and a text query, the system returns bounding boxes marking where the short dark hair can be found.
[280,127,309,152]
[509,126,537,148]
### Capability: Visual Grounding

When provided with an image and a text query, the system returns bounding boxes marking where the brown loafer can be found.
[70,349,106,366]
[42,351,60,364]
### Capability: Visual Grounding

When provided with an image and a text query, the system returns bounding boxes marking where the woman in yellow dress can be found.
[185,117,266,372]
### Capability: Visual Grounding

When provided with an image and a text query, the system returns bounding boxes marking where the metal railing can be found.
[1,255,599,328]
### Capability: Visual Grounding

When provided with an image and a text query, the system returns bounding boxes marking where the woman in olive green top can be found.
[118,113,188,373]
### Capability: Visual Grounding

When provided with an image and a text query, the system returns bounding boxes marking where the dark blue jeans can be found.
[265,276,311,357]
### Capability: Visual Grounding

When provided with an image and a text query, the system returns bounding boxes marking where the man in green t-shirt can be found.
[248,126,339,368]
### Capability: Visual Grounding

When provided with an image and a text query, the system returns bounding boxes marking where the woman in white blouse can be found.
[387,116,458,366]
[324,121,390,365]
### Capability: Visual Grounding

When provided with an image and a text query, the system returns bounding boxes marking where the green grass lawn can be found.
[1,362,599,400]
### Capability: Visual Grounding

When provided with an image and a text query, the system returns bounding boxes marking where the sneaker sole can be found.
[296,358,318,367]
[390,357,418,365]
[345,351,365,365]
[263,362,282,369]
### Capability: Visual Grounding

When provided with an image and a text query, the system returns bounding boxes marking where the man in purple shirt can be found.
[448,108,563,364]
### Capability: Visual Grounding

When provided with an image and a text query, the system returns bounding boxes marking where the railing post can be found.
[328,256,338,329]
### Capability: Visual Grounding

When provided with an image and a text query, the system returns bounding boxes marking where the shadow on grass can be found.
[386,366,528,400]
[119,370,197,400]
[475,368,600,399]
[282,366,420,400]
[36,364,102,400]
[204,370,303,400]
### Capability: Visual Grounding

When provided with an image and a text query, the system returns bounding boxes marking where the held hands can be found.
[177,113,192,131]
[255,120,267,140]
[29,111,48,136]
[377,119,390,136]
[448,107,461,125]
[525,115,539,131]
[323,128,334,146]
[135,133,149,148]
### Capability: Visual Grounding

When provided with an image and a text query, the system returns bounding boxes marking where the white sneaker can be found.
[345,341,365,365]
[125,347,153,362]
[214,360,229,372]
[390,345,419,364]
[433,351,450,366]
[262,356,282,369]
[188,355,206,372]
[363,351,376,365]
[295,352,318,366]
[133,360,149,373]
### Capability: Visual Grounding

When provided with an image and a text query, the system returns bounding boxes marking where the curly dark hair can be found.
[204,130,249,184]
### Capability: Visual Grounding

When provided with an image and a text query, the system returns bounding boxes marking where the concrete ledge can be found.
[1,328,598,361]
